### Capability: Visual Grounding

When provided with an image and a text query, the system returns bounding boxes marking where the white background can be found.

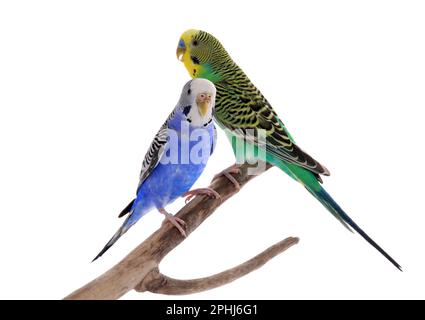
[0,1,424,300]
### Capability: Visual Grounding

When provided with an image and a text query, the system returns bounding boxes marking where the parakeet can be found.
[93,78,219,261]
[176,29,401,270]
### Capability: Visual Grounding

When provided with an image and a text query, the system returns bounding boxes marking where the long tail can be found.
[92,200,137,262]
[306,185,402,271]
[92,219,131,262]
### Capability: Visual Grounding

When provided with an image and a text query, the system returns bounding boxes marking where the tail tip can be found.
[91,254,102,263]
[91,244,112,263]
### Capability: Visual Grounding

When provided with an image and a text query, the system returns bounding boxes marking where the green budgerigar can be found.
[176,29,401,270]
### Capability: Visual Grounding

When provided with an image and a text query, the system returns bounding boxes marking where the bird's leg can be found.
[182,187,221,204]
[159,208,187,237]
[212,163,241,190]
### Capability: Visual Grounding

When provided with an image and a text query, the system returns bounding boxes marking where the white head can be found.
[178,78,216,127]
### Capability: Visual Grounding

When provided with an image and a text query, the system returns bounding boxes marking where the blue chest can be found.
[134,120,214,213]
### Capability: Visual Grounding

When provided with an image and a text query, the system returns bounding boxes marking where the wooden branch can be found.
[135,237,299,295]
[64,163,299,300]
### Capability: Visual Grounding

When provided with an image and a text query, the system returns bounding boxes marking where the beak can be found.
[197,101,210,117]
[176,39,186,62]
[196,95,212,117]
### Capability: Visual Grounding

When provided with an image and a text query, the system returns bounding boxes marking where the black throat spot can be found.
[183,105,192,116]
[191,55,200,65]
[203,118,213,127]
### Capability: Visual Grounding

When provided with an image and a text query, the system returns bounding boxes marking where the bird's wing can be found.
[136,125,169,192]
[136,103,182,194]
[215,82,330,176]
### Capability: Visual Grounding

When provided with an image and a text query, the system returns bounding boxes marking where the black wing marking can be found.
[118,199,135,218]
[137,125,169,193]
[214,81,330,176]
[136,107,180,193]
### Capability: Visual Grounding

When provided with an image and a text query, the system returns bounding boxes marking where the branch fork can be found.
[65,163,299,300]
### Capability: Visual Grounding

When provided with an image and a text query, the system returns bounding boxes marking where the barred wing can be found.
[137,125,169,192]
[215,81,330,176]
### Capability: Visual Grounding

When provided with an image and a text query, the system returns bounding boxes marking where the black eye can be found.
[187,88,191,95]
[192,40,198,46]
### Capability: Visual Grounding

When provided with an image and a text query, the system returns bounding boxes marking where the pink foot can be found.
[212,163,241,190]
[159,208,186,237]
[182,187,221,204]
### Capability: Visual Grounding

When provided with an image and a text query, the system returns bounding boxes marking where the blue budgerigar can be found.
[93,78,219,261]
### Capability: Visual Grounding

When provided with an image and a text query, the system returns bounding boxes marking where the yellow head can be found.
[176,29,232,82]
[176,29,200,78]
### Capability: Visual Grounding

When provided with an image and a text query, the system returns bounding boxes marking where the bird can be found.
[176,29,401,270]
[93,78,219,261]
